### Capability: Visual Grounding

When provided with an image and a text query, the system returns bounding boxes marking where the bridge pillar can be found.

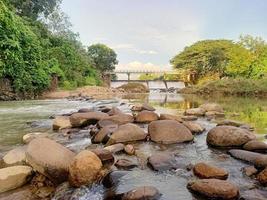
[163,80,168,90]
[126,73,131,81]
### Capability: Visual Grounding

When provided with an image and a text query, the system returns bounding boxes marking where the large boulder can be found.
[2,146,26,167]
[243,140,267,152]
[182,121,205,134]
[122,186,161,200]
[106,123,147,145]
[22,132,49,144]
[159,114,183,123]
[184,108,205,116]
[0,166,33,193]
[26,138,75,184]
[193,162,228,180]
[187,179,239,200]
[70,112,108,127]
[148,120,193,144]
[257,167,267,185]
[92,124,118,143]
[52,116,71,130]
[68,150,102,187]
[135,111,159,123]
[207,126,256,147]
[199,103,224,113]
[98,114,134,128]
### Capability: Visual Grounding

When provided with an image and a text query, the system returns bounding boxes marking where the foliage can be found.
[87,44,118,74]
[139,73,161,80]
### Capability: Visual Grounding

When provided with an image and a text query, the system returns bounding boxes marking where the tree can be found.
[87,44,118,74]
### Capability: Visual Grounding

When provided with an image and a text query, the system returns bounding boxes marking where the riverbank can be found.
[180,78,267,97]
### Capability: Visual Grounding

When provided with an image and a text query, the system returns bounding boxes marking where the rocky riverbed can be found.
[0,95,267,200]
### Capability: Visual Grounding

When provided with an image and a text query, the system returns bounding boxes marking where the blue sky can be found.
[61,0,267,70]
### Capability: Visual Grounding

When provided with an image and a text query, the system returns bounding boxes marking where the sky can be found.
[61,0,267,70]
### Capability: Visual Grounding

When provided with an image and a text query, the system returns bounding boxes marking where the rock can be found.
[98,114,134,128]
[131,104,143,112]
[102,171,128,188]
[193,162,228,180]
[107,107,122,116]
[122,186,161,200]
[68,150,102,187]
[148,153,176,171]
[181,115,198,121]
[182,121,205,134]
[70,112,109,127]
[243,140,267,152]
[22,132,49,144]
[205,111,225,118]
[0,166,33,193]
[200,103,224,113]
[207,126,256,147]
[2,146,26,167]
[26,138,75,184]
[92,124,118,143]
[187,179,239,200]
[115,159,137,170]
[106,123,147,145]
[104,143,125,154]
[91,149,114,166]
[257,168,267,185]
[142,103,156,111]
[124,144,135,155]
[78,108,93,113]
[242,166,258,177]
[217,120,253,131]
[52,116,71,130]
[184,108,205,116]
[148,120,193,144]
[159,114,183,122]
[135,111,159,123]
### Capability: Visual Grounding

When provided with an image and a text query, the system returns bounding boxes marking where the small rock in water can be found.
[193,162,228,180]
[159,113,183,122]
[107,107,122,116]
[243,140,267,152]
[181,115,198,121]
[92,124,118,144]
[2,146,26,166]
[70,112,109,127]
[187,179,239,200]
[124,144,135,155]
[148,152,177,171]
[141,103,156,111]
[115,159,138,170]
[122,186,161,200]
[184,108,205,116]
[135,111,159,123]
[257,167,267,185]
[52,116,72,130]
[104,143,125,154]
[182,121,205,134]
[78,108,93,113]
[91,149,114,166]
[98,114,134,128]
[242,166,258,177]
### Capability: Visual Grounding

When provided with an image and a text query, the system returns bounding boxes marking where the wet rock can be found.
[131,104,143,112]
[184,108,205,116]
[91,149,114,166]
[257,167,267,185]
[70,112,109,127]
[0,166,33,193]
[148,153,177,171]
[199,103,224,113]
[205,111,225,118]
[0,185,36,200]
[207,126,256,147]
[135,111,159,123]
[187,179,239,200]
[52,116,72,130]
[98,114,134,128]
[122,186,161,200]
[181,115,198,121]
[217,120,253,131]
[104,143,125,154]
[106,123,147,145]
[2,146,26,167]
[107,107,122,116]
[69,150,102,187]
[182,121,205,134]
[78,108,93,113]
[124,144,135,155]
[159,114,183,122]
[22,132,49,144]
[242,166,258,177]
[102,171,128,188]
[26,138,75,184]
[115,159,138,170]
[92,124,118,143]
[193,162,228,180]
[243,140,267,152]
[148,120,193,144]
[142,103,156,111]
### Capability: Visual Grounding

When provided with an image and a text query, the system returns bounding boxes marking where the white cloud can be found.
[116,61,171,71]
[112,44,158,55]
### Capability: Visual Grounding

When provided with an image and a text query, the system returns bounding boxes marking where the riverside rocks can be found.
[185,108,205,116]
[135,111,159,123]
[122,186,161,200]
[98,113,134,128]
[26,138,75,184]
[243,140,267,152]
[148,120,193,144]
[182,121,205,134]
[104,143,125,153]
[187,179,239,200]
[200,103,224,113]
[22,132,49,144]
[193,162,228,180]
[159,113,183,122]
[91,149,114,165]
[147,153,177,171]
[68,150,102,187]
[70,112,108,127]
[0,166,33,193]
[115,159,138,170]
[52,116,72,130]
[106,123,147,145]
[124,144,135,155]
[2,146,26,167]
[92,124,118,143]
[257,167,267,185]
[207,126,256,147]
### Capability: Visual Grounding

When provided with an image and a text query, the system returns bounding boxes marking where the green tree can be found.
[87,44,118,75]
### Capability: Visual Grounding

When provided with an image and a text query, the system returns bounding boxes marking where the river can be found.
[0,93,266,199]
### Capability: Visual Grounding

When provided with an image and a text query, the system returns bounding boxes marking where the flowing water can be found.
[0,93,267,199]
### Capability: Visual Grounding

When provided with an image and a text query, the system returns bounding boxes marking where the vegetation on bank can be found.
[118,83,149,93]
[0,0,117,98]
[180,78,267,97]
